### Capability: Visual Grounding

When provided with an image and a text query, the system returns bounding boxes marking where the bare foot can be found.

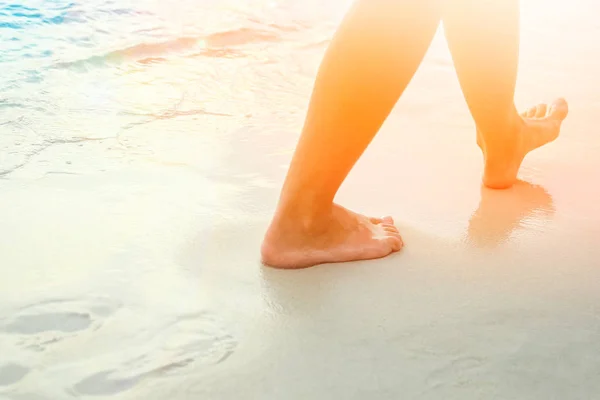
[478,98,569,189]
[261,204,403,269]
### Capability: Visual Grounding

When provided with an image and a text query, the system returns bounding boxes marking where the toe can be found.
[383,225,399,234]
[535,103,547,118]
[387,230,403,240]
[371,216,394,224]
[548,98,569,121]
[385,236,403,252]
[382,216,394,224]
[370,215,393,224]
[526,106,537,118]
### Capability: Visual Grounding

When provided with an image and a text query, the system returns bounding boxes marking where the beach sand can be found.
[1,0,600,398]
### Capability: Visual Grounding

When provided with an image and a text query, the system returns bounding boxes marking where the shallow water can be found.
[2,0,600,399]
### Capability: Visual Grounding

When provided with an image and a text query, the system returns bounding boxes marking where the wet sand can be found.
[2,0,600,399]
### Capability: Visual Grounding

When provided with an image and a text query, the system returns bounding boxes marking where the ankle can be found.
[277,183,334,214]
[274,194,333,230]
[480,113,525,154]
[477,107,524,139]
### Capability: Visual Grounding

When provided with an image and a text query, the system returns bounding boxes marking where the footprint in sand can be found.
[0,297,121,352]
[69,311,237,397]
[0,363,30,387]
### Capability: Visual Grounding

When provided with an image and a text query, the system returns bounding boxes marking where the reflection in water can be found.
[466,180,555,248]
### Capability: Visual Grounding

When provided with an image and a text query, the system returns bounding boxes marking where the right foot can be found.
[478,98,569,189]
[261,204,403,269]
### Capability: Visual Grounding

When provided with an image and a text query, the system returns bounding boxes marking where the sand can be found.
[2,0,600,399]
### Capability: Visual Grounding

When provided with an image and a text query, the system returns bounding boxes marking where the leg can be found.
[443,0,568,189]
[261,0,442,269]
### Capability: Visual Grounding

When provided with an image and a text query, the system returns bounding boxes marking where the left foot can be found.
[478,98,569,189]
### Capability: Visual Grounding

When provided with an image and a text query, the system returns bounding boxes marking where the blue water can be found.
[0,0,350,177]
[3,0,600,180]
[0,2,348,397]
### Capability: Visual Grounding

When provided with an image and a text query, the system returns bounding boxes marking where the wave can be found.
[48,26,285,71]
[0,2,72,28]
